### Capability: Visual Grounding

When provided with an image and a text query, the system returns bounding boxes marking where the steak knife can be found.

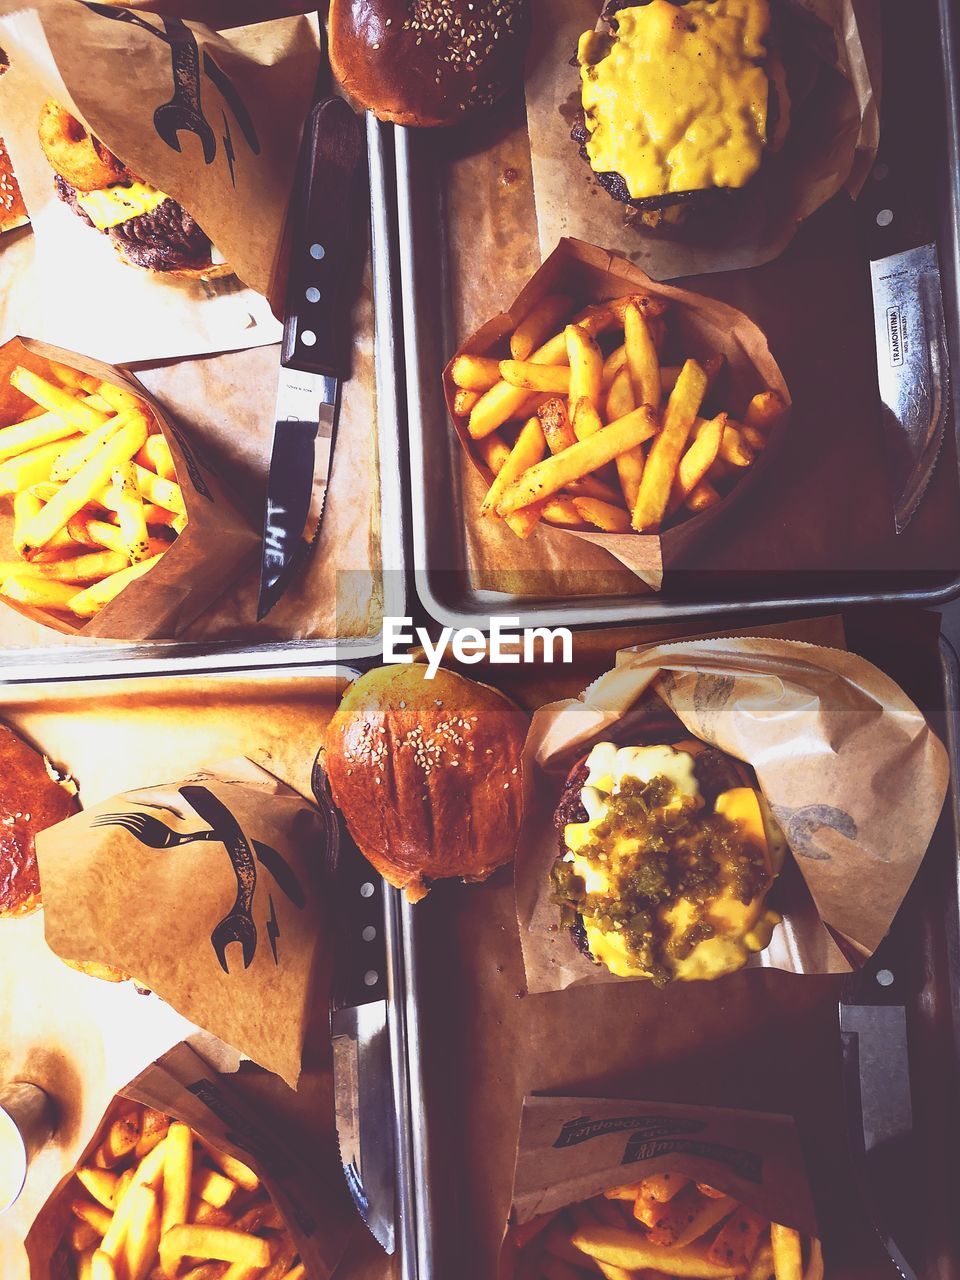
[313,762,397,1255]
[257,96,366,619]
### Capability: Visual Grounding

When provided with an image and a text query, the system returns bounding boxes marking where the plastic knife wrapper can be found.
[258,96,366,618]
[313,760,397,1257]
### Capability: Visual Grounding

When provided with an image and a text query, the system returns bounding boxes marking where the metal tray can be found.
[0,116,407,681]
[397,0,960,629]
[0,661,412,1280]
[397,615,960,1280]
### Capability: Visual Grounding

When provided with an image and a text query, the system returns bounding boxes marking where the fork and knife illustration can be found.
[90,785,305,974]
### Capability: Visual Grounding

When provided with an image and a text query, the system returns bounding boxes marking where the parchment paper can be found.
[524,0,880,278]
[445,238,790,589]
[517,635,949,991]
[0,0,324,360]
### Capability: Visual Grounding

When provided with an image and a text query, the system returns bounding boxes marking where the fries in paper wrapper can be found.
[517,634,949,992]
[501,1095,821,1279]
[444,240,791,590]
[25,1042,353,1280]
[0,337,258,639]
[36,759,332,1089]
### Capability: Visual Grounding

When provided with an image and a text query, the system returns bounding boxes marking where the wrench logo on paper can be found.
[83,5,261,185]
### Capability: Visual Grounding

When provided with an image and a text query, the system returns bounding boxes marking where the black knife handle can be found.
[281,96,366,379]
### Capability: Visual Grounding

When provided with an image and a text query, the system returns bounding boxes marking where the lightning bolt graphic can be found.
[221,110,236,187]
[266,893,281,966]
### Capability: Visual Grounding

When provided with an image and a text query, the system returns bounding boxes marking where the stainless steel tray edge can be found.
[0,115,407,680]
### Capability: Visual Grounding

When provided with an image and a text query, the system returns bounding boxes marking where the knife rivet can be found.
[301,330,317,347]
[362,925,377,942]
[876,209,893,227]
[876,968,894,987]
[360,882,375,898]
[306,287,321,303]
[310,243,326,260]
[364,970,379,986]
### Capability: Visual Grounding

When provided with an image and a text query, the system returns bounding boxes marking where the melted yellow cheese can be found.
[578,0,771,201]
[75,182,166,231]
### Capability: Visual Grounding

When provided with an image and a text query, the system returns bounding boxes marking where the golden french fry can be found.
[453,388,480,417]
[75,1168,120,1210]
[632,1196,658,1228]
[19,417,149,553]
[747,1241,775,1280]
[135,1110,170,1160]
[258,1238,298,1280]
[0,438,81,496]
[709,1207,768,1270]
[673,1196,737,1249]
[499,360,571,393]
[68,556,165,620]
[133,465,184,515]
[450,354,502,392]
[70,1219,101,1251]
[190,1198,233,1227]
[475,433,511,474]
[603,1185,641,1202]
[91,1251,116,1280]
[571,1225,736,1278]
[13,490,43,557]
[740,423,768,452]
[122,1184,161,1280]
[76,1247,96,1280]
[50,416,125,483]
[498,408,658,516]
[571,293,667,337]
[696,1184,727,1200]
[511,294,573,361]
[0,408,86,460]
[540,496,588,527]
[48,360,90,391]
[103,1114,142,1166]
[571,496,630,532]
[670,414,725,511]
[70,1199,113,1236]
[111,461,150,563]
[565,325,603,414]
[624,301,661,409]
[480,417,545,520]
[596,1265,635,1280]
[193,1168,236,1209]
[695,417,753,467]
[99,1138,168,1262]
[601,344,627,391]
[538,396,577,454]
[96,382,149,417]
[686,481,721,513]
[10,367,110,432]
[468,334,568,439]
[0,575,78,611]
[631,359,708,531]
[605,371,645,509]
[770,1224,803,1280]
[572,397,603,441]
[744,390,788,432]
[639,1173,690,1204]
[114,1168,135,1206]
[162,1121,193,1237]
[197,1144,259,1194]
[159,1226,271,1276]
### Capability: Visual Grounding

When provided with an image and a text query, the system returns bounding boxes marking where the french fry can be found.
[162,1121,193,1236]
[571,496,630,532]
[111,461,150,562]
[48,360,91,391]
[497,408,658,516]
[133,465,185,515]
[0,408,86,460]
[499,360,571,394]
[744,390,788,432]
[632,1196,658,1228]
[541,1221,588,1265]
[91,1251,116,1280]
[480,417,546,520]
[540,496,588,527]
[121,1184,162,1280]
[604,367,646,508]
[747,1241,775,1280]
[96,382,149,417]
[601,344,627,391]
[103,1114,142,1166]
[450,354,503,392]
[467,333,568,438]
[197,1144,260,1194]
[670,414,725,510]
[565,325,603,414]
[76,1168,120,1210]
[697,1184,727,1200]
[572,397,603,441]
[70,1199,114,1236]
[571,293,667,336]
[51,417,125,483]
[158,1226,271,1276]
[673,1196,737,1249]
[114,1168,135,1206]
[639,1173,690,1204]
[770,1224,803,1280]
[193,1168,237,1209]
[70,1219,101,1251]
[453,388,480,417]
[571,1225,737,1278]
[647,1186,714,1246]
[538,396,577,454]
[596,1266,635,1280]
[19,416,149,553]
[135,1110,170,1159]
[475,434,511,474]
[258,1238,298,1280]
[624,301,661,409]
[603,1184,641,1201]
[709,1207,768,1270]
[0,575,78,611]
[0,438,81,496]
[13,490,42,557]
[191,1198,233,1227]
[695,418,753,468]
[740,423,768,452]
[99,1139,168,1260]
[10,367,110,432]
[4,548,128,584]
[686,481,721,512]
[631,360,708,531]
[511,294,573,361]
[76,1248,96,1280]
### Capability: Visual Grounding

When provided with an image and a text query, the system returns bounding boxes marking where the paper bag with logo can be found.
[0,336,259,639]
[36,760,332,1089]
[516,635,949,992]
[0,0,320,361]
[443,238,791,590]
[500,1095,821,1278]
[24,1042,354,1280]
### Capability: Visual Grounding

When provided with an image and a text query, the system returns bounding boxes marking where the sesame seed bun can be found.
[324,664,527,901]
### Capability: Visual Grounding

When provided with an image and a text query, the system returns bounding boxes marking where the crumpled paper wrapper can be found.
[36,758,333,1090]
[0,336,259,639]
[499,1095,819,1278]
[517,634,949,992]
[524,0,880,278]
[0,0,322,360]
[25,1043,353,1280]
[444,238,791,590]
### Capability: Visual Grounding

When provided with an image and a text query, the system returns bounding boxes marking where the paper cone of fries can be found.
[25,1043,353,1280]
[443,239,791,591]
[500,1095,821,1279]
[0,336,258,639]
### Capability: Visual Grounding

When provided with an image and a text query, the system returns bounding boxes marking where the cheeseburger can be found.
[552,739,783,984]
[38,100,229,278]
[574,0,791,226]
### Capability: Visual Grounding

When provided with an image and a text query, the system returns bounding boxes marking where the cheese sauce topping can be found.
[75,181,167,231]
[578,0,771,201]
